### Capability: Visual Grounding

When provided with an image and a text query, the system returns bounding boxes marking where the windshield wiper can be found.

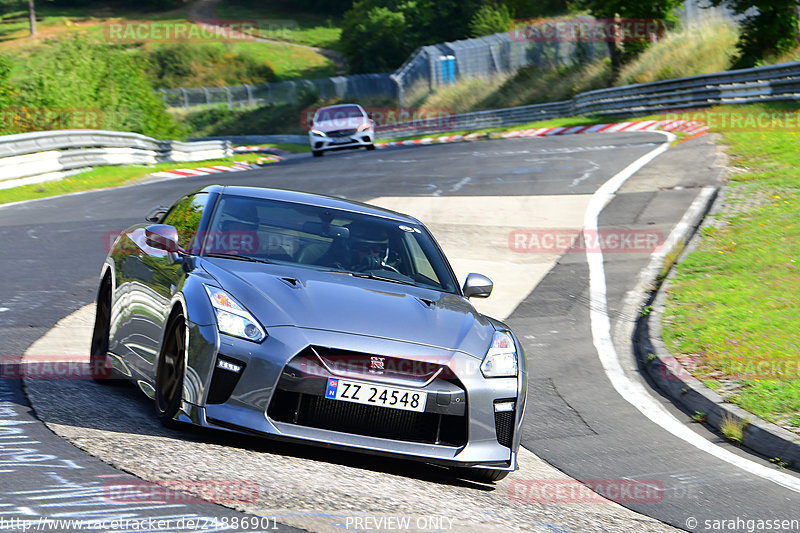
[204,253,271,264]
[350,271,415,286]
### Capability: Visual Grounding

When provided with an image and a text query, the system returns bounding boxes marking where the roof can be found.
[197,185,418,224]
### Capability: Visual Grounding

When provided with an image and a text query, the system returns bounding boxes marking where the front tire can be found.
[155,313,187,428]
[366,143,376,151]
[312,150,323,157]
[90,275,121,385]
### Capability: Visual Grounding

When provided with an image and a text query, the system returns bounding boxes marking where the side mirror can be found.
[145,224,180,253]
[145,205,169,223]
[463,273,493,299]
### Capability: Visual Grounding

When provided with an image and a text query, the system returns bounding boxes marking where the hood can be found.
[200,259,493,357]
[313,117,367,132]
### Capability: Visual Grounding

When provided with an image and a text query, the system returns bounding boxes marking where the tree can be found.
[573,0,683,75]
[707,0,800,67]
[28,0,37,36]
[340,2,409,73]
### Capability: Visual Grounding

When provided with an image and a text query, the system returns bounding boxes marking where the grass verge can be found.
[0,155,264,206]
[662,104,800,427]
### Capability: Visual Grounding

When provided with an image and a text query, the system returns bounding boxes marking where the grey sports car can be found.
[92,185,527,481]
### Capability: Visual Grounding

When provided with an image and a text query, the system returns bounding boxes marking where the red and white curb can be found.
[233,146,266,152]
[375,119,709,148]
[149,162,255,179]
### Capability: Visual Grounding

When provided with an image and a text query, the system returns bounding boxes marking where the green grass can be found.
[0,4,335,83]
[616,18,739,86]
[214,0,342,50]
[662,104,800,423]
[0,156,263,206]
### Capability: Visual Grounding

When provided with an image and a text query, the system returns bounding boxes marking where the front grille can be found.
[305,346,449,386]
[328,129,357,137]
[268,389,466,446]
[494,409,515,448]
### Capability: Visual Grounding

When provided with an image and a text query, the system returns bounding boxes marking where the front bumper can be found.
[178,325,526,470]
[309,132,373,152]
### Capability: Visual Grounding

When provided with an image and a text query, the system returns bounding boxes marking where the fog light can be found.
[216,359,243,373]
[494,401,515,412]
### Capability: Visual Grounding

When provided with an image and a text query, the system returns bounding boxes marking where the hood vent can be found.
[417,297,435,308]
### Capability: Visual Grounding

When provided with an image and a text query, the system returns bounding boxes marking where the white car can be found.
[308,104,375,157]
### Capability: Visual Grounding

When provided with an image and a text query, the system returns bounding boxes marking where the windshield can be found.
[202,195,459,294]
[314,106,365,122]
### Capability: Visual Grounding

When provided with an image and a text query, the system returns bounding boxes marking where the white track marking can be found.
[585,131,800,492]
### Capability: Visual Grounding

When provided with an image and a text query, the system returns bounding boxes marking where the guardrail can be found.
[376,61,800,139]
[0,130,232,184]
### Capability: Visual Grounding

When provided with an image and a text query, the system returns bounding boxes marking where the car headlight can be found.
[357,123,372,132]
[204,285,266,343]
[481,331,518,378]
[310,129,327,137]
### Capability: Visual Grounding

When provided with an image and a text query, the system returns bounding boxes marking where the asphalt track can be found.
[1,133,799,532]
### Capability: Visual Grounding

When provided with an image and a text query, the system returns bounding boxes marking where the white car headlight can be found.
[204,285,266,343]
[310,129,327,137]
[357,123,372,132]
[481,331,518,378]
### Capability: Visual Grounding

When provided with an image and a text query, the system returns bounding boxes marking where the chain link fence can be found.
[161,27,608,109]
[392,31,608,106]
[160,74,399,109]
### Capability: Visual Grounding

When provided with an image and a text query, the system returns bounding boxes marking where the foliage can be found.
[179,90,320,137]
[707,0,800,67]
[503,0,569,17]
[146,44,277,89]
[340,1,408,73]
[0,54,12,111]
[469,4,513,38]
[340,0,486,73]
[278,0,354,15]
[12,37,184,138]
[572,0,683,75]
[615,19,739,86]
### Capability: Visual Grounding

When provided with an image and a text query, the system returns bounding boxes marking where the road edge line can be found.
[585,132,800,493]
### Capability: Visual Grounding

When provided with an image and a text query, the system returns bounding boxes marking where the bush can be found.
[13,37,184,139]
[0,55,12,111]
[340,2,409,73]
[146,44,277,89]
[179,90,320,137]
[469,4,512,38]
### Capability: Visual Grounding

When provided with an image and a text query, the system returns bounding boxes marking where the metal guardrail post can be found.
[224,86,232,110]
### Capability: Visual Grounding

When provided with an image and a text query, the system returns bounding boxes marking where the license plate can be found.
[325,378,427,413]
